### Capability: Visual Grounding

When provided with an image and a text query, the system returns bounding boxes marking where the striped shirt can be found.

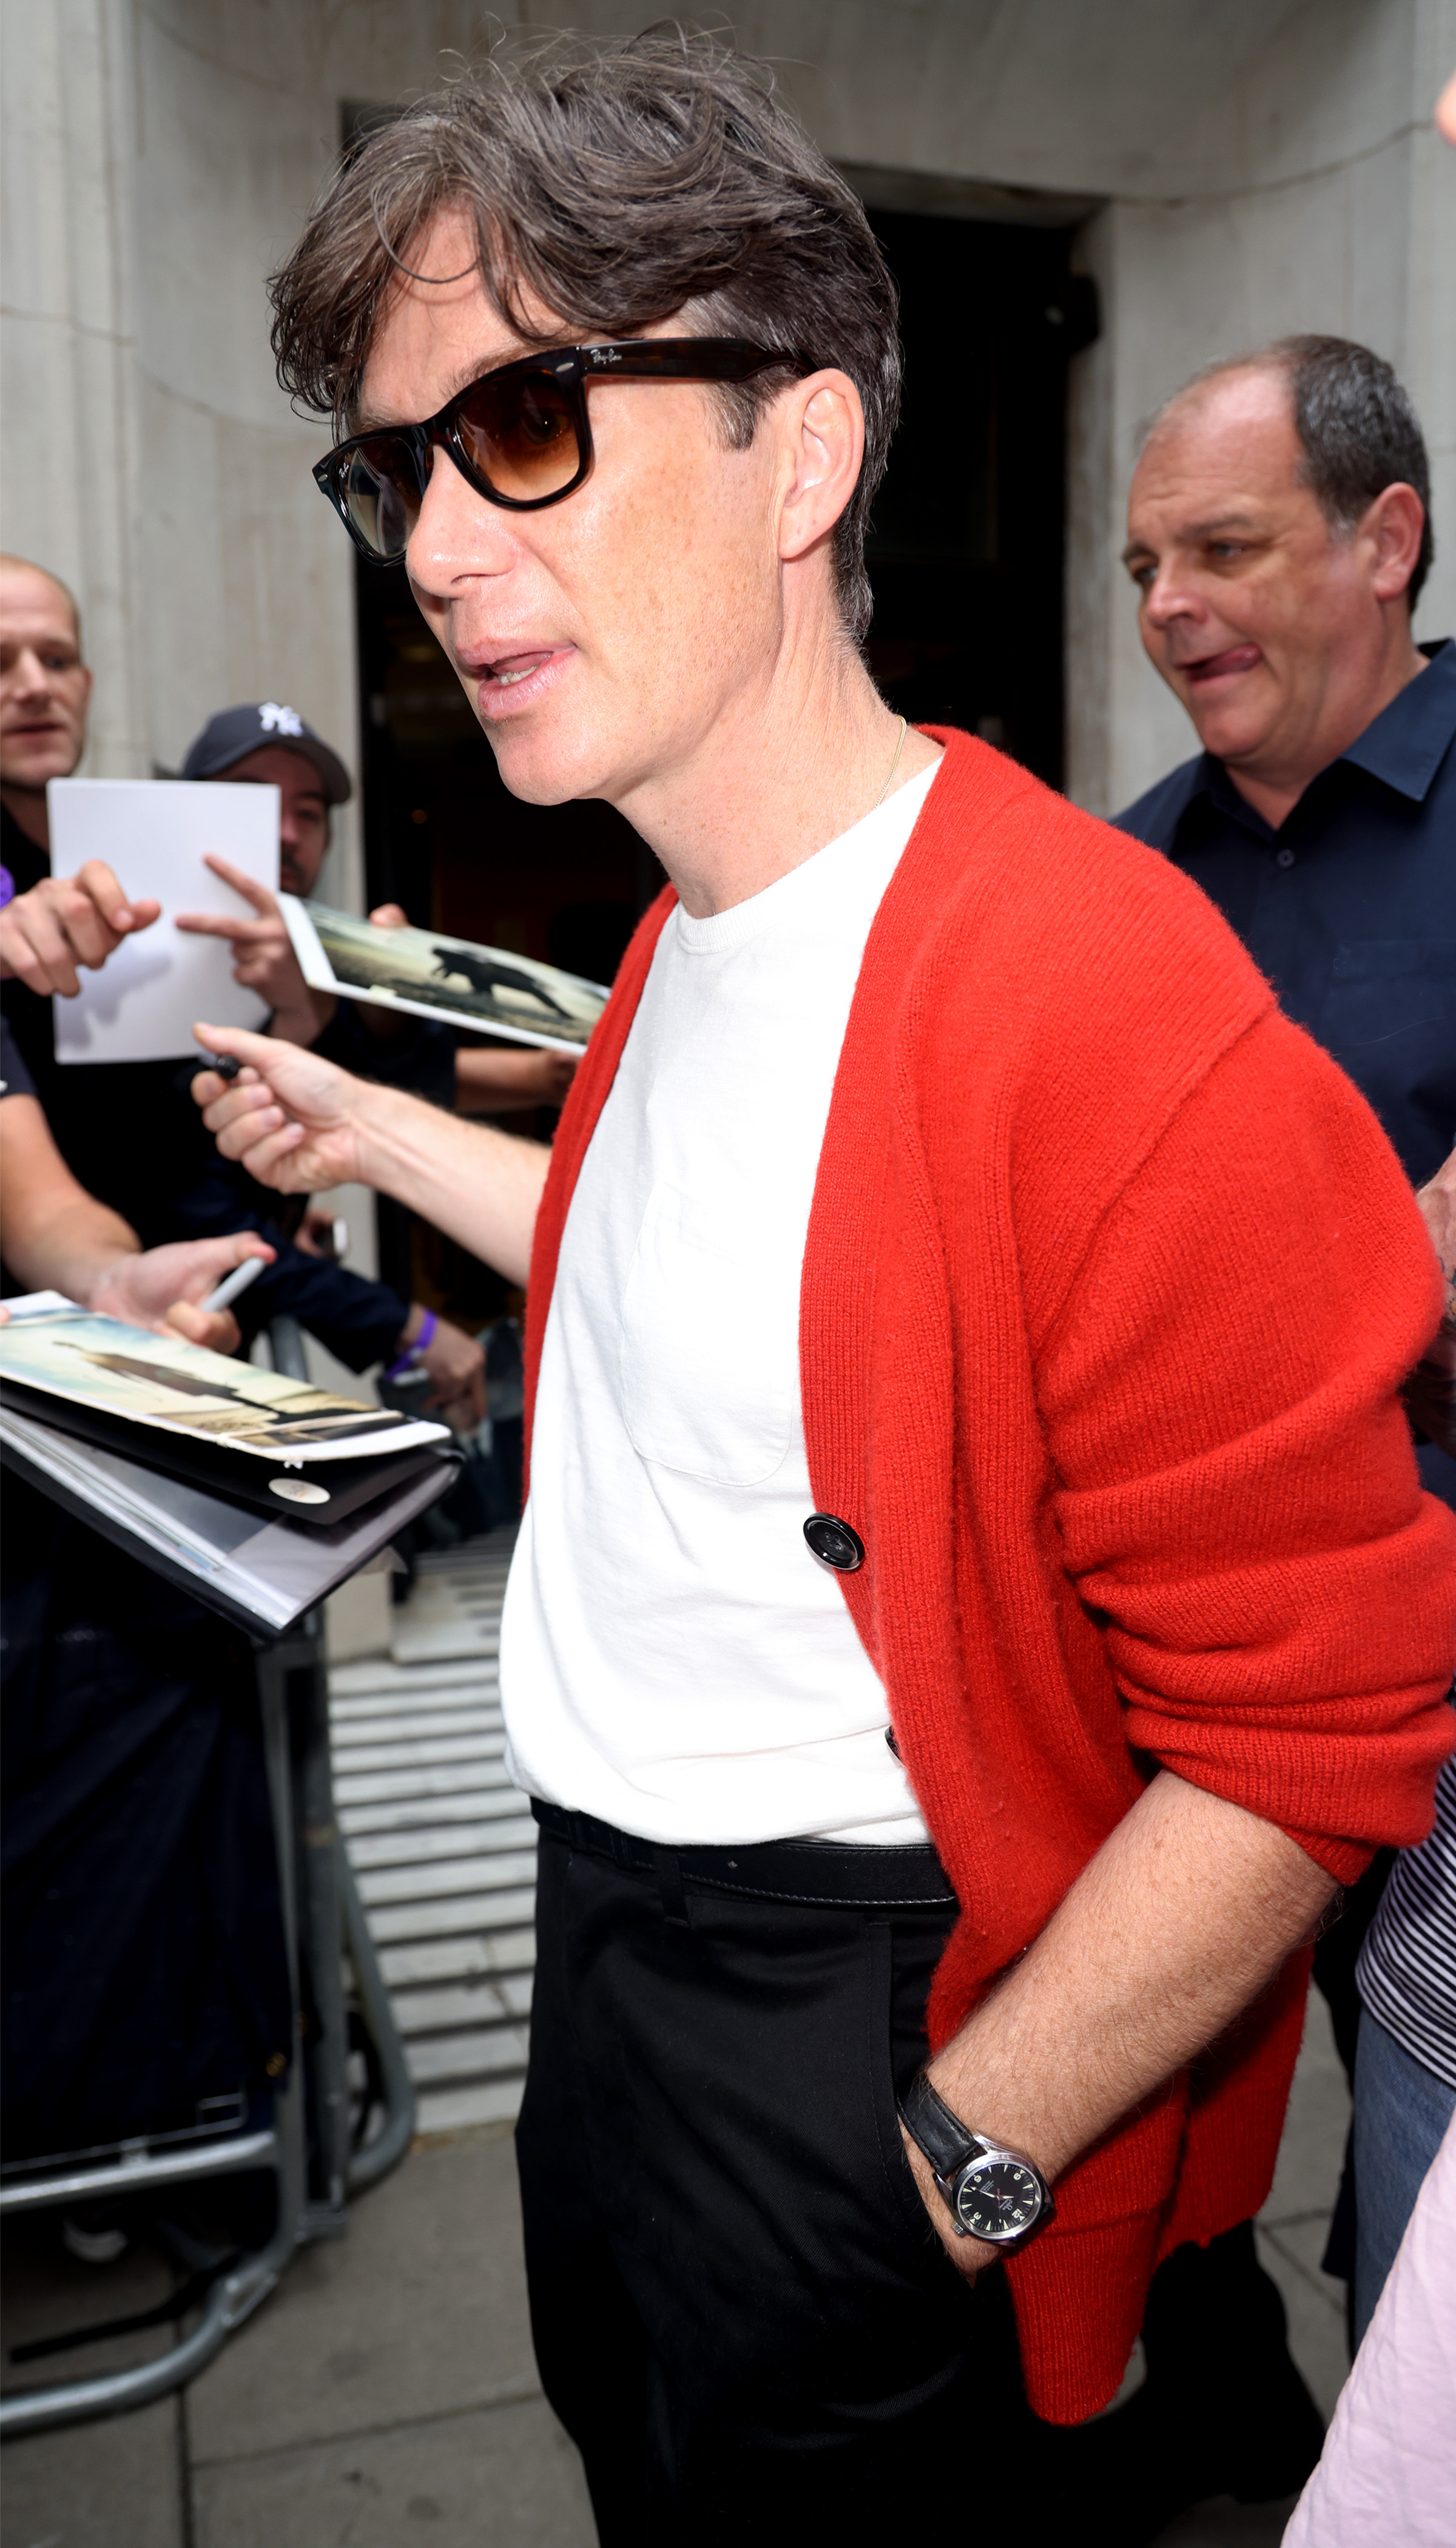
[1358,1740,1456,2093]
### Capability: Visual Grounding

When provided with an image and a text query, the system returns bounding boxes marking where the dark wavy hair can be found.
[1157,334,1434,607]
[269,29,900,638]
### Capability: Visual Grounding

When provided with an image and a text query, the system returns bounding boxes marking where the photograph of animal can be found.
[430,946,574,1019]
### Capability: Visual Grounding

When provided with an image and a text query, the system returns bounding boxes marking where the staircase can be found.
[328,1531,536,2135]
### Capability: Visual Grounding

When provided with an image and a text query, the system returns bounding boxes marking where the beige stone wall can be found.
[4,0,1454,844]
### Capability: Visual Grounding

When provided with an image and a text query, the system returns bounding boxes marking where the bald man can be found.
[0,556,158,989]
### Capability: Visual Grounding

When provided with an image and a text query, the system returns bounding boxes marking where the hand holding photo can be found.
[280,897,608,1051]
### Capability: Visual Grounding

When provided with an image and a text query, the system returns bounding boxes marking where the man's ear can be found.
[1363,481,1426,605]
[775,370,866,567]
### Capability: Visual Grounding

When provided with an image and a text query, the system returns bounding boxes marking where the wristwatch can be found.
[898,2070,1055,2254]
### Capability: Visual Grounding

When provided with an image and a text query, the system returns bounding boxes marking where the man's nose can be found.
[10,645,54,696]
[406,443,517,596]
[1140,559,1201,630]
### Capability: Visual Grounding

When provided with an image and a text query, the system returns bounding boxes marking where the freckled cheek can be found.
[556,454,741,684]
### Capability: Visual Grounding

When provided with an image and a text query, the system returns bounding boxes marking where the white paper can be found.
[49,778,279,1064]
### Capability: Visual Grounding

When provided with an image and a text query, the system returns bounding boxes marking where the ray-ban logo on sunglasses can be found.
[587,346,622,364]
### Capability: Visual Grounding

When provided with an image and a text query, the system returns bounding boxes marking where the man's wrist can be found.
[78,1249,143,1313]
[352,1079,425,1196]
[386,1306,437,1380]
[900,2069,1056,2255]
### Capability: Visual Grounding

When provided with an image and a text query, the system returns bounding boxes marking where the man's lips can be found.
[1179,644,1263,685]
[468,646,575,716]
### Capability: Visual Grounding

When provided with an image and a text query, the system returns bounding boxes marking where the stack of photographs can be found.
[0,1301,461,1634]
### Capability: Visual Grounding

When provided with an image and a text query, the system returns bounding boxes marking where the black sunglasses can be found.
[314,338,803,565]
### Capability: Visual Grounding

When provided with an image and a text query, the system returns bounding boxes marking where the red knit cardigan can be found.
[523,731,1456,2422]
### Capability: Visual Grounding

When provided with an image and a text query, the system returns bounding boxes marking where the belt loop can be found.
[653,1845,689,1927]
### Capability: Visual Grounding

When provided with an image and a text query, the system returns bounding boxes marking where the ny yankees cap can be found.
[180,701,352,805]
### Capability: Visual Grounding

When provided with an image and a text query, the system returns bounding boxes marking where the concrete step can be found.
[330,1655,504,1701]
[330,1530,536,2132]
[348,1818,538,1872]
[391,1569,512,1668]
[332,1730,506,1773]
[414,2078,525,2134]
[355,1848,539,1907]
[393,1975,534,2035]
[365,1887,537,1946]
[339,1784,524,1835]
[335,1756,517,1805]
[406,2025,531,2086]
[379,1929,537,1988]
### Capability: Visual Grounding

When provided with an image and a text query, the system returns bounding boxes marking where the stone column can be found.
[0,0,148,775]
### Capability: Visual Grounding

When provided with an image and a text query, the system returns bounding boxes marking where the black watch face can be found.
[954,2156,1043,2243]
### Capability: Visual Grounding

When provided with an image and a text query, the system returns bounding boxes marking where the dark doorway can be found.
[863,207,1094,786]
[353,200,1090,913]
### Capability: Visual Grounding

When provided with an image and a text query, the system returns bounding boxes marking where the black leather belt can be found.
[531,1799,959,1909]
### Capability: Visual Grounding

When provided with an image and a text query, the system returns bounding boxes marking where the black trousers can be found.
[516,1809,1062,2547]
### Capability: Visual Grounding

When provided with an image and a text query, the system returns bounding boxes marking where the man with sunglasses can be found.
[194,35,1456,2543]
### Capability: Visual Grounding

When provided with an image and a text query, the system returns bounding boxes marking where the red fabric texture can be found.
[523,730,1456,2422]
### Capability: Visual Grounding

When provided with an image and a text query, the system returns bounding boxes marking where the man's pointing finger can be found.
[203,854,277,913]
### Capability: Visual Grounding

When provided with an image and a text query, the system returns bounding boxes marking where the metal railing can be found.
[0,1319,416,2435]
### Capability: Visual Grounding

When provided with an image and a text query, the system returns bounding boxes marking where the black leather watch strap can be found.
[897,2071,1056,2256]
[898,2068,982,2182]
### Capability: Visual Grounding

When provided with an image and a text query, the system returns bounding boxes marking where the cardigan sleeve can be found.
[1034,1006,1456,1880]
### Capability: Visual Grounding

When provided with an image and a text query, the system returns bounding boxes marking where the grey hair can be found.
[1150,334,1434,607]
[269,29,901,639]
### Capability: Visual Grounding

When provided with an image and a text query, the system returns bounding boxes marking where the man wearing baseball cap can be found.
[171,700,486,1417]
[175,700,356,1047]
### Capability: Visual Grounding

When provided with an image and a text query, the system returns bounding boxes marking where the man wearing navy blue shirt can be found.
[1118,337,1454,1505]
[1102,335,1454,2541]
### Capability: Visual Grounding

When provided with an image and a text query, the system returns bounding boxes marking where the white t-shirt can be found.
[499,761,939,1847]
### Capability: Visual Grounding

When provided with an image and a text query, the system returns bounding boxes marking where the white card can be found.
[48,779,279,1064]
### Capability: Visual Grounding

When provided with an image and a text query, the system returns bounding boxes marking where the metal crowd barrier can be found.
[0,1319,416,2435]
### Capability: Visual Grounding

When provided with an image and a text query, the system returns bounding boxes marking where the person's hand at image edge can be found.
[0,859,161,996]
[191,1021,550,1289]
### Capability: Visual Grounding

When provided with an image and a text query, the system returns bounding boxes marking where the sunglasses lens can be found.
[455,369,582,502]
[341,439,421,561]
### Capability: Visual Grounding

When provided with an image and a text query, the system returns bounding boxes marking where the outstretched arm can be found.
[192,1022,550,1288]
[456,1043,579,1114]
[0,1091,273,1350]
